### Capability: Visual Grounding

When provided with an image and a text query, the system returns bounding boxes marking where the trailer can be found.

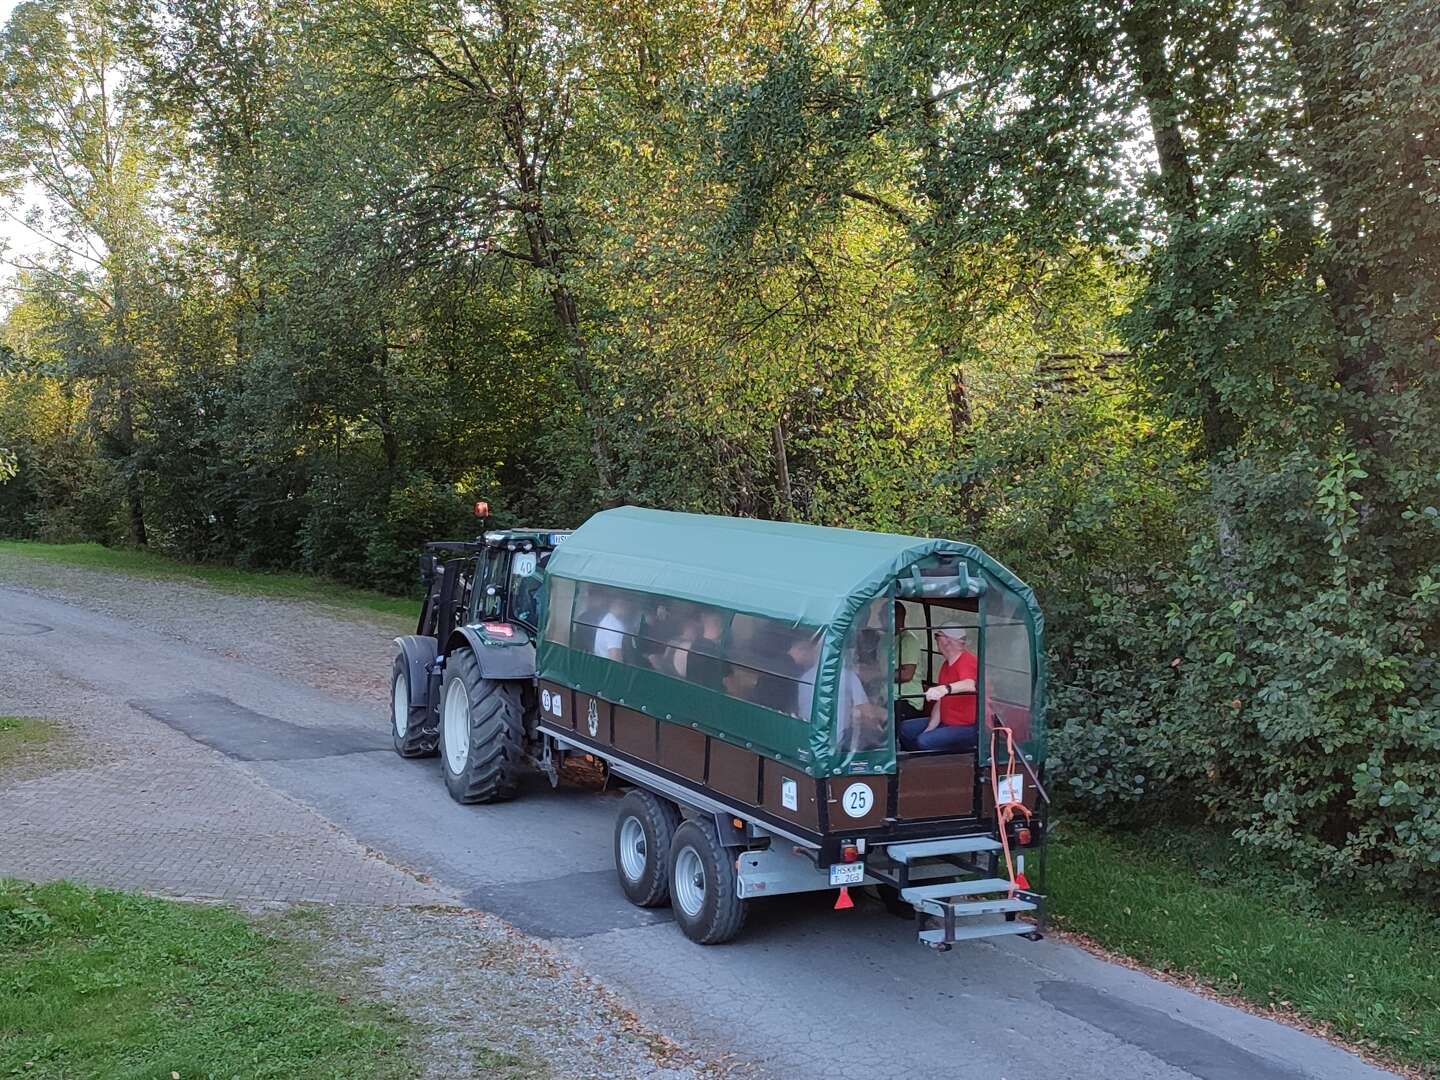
[390,506,1050,949]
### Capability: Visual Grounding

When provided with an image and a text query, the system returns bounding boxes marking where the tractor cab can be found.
[415,527,570,648]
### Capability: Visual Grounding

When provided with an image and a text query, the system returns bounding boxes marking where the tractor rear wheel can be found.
[438,648,525,804]
[391,653,438,758]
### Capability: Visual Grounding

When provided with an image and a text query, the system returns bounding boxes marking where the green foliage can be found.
[0,880,412,1078]
[1,0,1437,895]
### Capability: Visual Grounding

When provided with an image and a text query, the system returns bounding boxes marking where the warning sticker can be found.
[997,774,1024,804]
[781,778,798,812]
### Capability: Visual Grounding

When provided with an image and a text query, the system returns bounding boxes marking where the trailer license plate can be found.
[829,862,864,886]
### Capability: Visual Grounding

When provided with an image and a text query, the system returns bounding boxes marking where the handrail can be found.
[990,714,1050,806]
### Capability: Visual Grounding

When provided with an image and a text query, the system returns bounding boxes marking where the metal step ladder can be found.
[882,836,1045,951]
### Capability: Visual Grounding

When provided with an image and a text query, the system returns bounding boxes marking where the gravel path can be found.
[0,553,724,1079]
[268,904,736,1080]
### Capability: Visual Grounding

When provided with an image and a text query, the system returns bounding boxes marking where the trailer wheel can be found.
[391,653,438,758]
[614,790,680,908]
[667,819,747,945]
[438,648,524,803]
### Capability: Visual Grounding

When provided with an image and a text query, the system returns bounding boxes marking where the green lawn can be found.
[1049,822,1440,1076]
[0,541,414,621]
[0,716,61,768]
[0,881,412,1080]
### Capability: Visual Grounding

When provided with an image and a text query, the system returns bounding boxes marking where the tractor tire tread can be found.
[442,648,524,804]
[392,653,438,758]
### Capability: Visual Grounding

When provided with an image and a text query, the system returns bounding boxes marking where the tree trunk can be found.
[1277,0,1389,454]
[772,418,792,520]
[117,386,147,547]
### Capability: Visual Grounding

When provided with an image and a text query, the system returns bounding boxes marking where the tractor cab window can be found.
[475,547,509,620]
[507,549,546,629]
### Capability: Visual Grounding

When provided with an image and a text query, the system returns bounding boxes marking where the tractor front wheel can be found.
[438,649,525,804]
[391,653,438,758]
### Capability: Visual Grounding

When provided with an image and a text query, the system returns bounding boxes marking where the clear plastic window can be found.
[835,596,893,757]
[573,582,642,661]
[556,580,823,721]
[541,574,575,647]
[983,587,1033,743]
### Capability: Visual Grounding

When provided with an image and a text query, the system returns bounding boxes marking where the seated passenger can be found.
[683,609,728,689]
[591,592,638,663]
[789,636,867,725]
[894,602,925,722]
[898,626,978,752]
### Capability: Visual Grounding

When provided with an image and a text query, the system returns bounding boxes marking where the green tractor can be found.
[389,516,570,803]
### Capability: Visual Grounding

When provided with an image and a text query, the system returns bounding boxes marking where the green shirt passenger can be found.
[895,602,925,721]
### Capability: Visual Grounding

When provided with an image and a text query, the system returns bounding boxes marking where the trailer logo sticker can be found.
[781,777,798,811]
[586,699,599,738]
[840,782,874,818]
[997,774,1024,804]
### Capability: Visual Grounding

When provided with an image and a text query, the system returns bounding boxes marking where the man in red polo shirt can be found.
[898,627,979,752]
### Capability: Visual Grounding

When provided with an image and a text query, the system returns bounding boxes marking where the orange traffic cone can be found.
[834,886,854,910]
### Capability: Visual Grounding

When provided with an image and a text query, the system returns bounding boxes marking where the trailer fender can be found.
[446,627,537,681]
[393,635,439,710]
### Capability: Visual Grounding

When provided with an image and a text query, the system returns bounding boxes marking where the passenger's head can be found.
[936,627,970,660]
[893,601,908,630]
[788,636,821,667]
[700,610,725,639]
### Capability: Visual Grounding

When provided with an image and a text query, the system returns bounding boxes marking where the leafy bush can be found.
[1050,451,1440,897]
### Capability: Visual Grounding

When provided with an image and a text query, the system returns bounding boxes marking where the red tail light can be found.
[841,843,859,863]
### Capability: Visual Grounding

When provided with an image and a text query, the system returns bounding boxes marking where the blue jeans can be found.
[899,718,978,753]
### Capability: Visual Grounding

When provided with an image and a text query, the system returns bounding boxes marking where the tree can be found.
[0,0,175,544]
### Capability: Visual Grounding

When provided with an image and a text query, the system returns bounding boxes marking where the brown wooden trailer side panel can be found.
[576,692,611,741]
[539,683,1001,854]
[658,724,707,781]
[538,681,572,728]
[824,776,887,830]
[898,754,975,819]
[708,739,762,803]
[613,706,658,759]
[760,760,822,831]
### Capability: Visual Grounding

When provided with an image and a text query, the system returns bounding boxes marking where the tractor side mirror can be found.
[419,553,437,586]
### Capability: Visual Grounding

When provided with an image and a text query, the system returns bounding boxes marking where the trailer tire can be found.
[614,790,680,908]
[391,653,438,758]
[667,819,747,945]
[438,649,524,804]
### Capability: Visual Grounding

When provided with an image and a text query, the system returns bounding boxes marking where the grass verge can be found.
[0,716,61,769]
[1049,821,1440,1076]
[0,880,412,1080]
[0,541,413,621]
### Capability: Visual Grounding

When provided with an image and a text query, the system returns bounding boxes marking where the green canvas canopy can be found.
[537,507,1045,778]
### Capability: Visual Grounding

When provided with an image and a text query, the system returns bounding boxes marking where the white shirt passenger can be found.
[795,664,867,723]
[592,610,631,660]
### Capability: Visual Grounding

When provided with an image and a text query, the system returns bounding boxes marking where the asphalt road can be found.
[0,578,1398,1080]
